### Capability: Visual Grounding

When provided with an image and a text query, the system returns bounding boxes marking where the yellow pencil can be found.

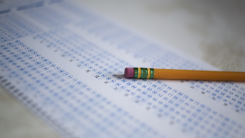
[124,67,245,82]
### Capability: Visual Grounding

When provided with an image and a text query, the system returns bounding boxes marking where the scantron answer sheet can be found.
[0,0,245,138]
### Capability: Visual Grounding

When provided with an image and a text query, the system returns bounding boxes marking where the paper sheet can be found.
[0,0,245,138]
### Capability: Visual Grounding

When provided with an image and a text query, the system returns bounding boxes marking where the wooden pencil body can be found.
[154,69,245,81]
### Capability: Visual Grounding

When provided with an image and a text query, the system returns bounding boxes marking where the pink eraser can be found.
[124,68,134,78]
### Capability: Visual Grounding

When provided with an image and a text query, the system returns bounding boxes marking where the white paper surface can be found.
[0,0,245,138]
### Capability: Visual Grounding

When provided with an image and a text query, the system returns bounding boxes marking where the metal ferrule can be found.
[133,67,154,79]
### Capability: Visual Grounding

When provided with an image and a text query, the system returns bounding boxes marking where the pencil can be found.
[124,67,245,82]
